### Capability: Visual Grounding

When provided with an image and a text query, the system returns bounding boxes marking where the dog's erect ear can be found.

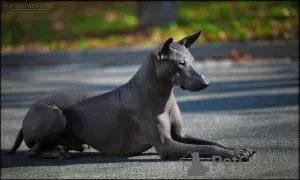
[158,38,173,60]
[178,31,201,49]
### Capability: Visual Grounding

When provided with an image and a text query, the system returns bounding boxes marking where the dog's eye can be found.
[179,60,185,66]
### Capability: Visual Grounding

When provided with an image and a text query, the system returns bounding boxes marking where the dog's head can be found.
[152,31,209,92]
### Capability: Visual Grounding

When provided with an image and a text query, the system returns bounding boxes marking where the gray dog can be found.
[7,31,255,161]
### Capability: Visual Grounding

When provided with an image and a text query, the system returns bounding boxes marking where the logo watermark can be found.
[180,152,210,176]
[180,151,255,177]
[2,2,54,14]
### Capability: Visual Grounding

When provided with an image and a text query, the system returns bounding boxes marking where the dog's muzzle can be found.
[186,74,209,92]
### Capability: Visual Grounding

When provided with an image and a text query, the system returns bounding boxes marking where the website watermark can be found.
[180,151,256,177]
[2,2,54,14]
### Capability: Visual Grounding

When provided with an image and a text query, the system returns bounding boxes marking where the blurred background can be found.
[1,1,299,53]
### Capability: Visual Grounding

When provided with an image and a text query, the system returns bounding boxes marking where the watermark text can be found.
[2,2,54,13]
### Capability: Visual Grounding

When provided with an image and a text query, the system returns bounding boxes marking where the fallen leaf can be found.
[282,8,290,17]
[53,21,64,31]
[104,11,117,23]
[218,31,226,40]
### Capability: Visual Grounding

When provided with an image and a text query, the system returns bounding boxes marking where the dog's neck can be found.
[131,53,174,103]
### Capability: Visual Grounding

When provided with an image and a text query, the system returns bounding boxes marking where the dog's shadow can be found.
[0,149,159,169]
[1,149,207,169]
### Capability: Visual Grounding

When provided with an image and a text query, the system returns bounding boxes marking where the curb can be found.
[1,40,299,68]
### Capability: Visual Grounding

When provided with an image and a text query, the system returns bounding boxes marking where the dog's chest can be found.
[90,115,151,155]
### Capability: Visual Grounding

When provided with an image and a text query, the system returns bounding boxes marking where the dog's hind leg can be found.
[22,103,67,148]
[53,126,86,153]
[26,141,74,160]
[22,103,78,160]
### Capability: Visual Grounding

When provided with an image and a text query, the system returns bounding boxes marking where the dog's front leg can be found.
[161,137,253,161]
[140,115,252,161]
[172,133,235,150]
[169,103,256,154]
[171,133,255,156]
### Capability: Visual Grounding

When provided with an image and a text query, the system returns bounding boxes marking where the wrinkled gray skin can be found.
[7,31,256,161]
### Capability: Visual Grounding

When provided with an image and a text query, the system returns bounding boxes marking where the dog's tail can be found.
[6,128,24,155]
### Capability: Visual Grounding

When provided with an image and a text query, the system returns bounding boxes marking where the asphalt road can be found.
[1,58,299,179]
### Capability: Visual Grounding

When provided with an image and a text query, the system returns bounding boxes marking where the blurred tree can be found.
[136,1,178,29]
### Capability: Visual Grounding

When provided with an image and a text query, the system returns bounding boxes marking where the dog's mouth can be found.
[180,83,208,92]
[187,84,209,92]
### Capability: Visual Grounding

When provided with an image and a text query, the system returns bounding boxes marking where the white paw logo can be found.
[180,151,210,176]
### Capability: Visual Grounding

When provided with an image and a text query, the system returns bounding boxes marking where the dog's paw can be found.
[240,147,256,157]
[81,144,91,151]
[56,147,76,160]
[57,150,74,160]
[229,149,253,162]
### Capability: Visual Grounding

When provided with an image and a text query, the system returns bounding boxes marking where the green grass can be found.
[1,1,298,52]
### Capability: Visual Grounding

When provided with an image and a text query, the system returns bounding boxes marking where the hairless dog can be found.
[7,31,256,161]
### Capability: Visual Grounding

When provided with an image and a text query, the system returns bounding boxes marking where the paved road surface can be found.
[1,58,299,179]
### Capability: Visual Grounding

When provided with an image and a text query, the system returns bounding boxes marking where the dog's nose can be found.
[200,74,209,86]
